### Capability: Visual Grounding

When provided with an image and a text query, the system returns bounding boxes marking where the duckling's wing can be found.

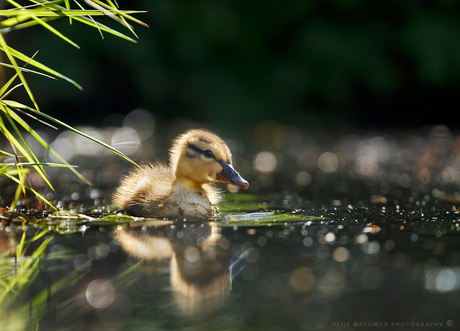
[112,163,174,216]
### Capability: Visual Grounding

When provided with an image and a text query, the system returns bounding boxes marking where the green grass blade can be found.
[0,15,61,32]
[3,109,40,165]
[5,169,26,175]
[0,3,141,42]
[4,0,64,10]
[0,42,82,90]
[10,105,58,130]
[64,0,72,24]
[0,150,14,156]
[31,16,80,49]
[106,0,119,9]
[0,62,56,86]
[0,113,36,166]
[1,106,55,191]
[0,9,145,34]
[85,0,133,31]
[0,72,20,98]
[5,0,80,48]
[119,15,138,39]
[87,0,149,28]
[3,173,57,210]
[1,162,77,168]
[0,15,28,29]
[73,0,104,39]
[0,9,145,17]
[0,134,28,211]
[0,33,39,110]
[9,147,26,211]
[2,103,91,185]
[0,58,57,99]
[11,175,24,210]
[0,162,11,172]
[2,100,34,109]
[14,105,139,167]
[0,83,24,100]
[71,15,137,42]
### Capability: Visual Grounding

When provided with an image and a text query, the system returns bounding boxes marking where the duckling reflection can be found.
[115,223,246,315]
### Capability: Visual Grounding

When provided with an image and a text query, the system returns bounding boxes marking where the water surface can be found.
[1,195,460,330]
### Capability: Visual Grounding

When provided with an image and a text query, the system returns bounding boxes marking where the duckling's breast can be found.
[158,188,213,218]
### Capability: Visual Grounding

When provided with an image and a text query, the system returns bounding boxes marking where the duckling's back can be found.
[112,163,174,216]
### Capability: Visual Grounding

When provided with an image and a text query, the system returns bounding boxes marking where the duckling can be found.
[113,129,249,218]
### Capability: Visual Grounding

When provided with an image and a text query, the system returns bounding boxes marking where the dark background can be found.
[8,0,460,133]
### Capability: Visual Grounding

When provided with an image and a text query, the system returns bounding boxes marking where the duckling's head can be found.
[170,129,249,189]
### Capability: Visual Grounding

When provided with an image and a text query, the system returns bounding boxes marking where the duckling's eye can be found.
[203,149,214,159]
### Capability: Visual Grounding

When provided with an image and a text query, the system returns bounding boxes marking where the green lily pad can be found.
[215,211,324,227]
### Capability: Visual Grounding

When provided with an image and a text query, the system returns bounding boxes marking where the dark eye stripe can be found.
[188,144,206,155]
[188,144,221,162]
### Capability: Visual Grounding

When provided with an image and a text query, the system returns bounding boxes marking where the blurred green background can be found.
[8,0,460,133]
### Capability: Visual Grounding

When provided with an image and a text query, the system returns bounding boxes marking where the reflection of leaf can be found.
[0,227,92,330]
[0,229,54,306]
[218,193,267,213]
[0,222,141,329]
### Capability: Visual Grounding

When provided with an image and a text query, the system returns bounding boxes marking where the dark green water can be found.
[1,195,460,331]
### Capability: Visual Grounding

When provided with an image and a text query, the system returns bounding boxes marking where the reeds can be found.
[0,0,144,210]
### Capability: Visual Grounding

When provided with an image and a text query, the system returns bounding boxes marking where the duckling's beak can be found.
[217,163,249,189]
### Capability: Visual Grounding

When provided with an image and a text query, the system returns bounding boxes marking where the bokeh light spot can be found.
[355,156,378,176]
[86,279,115,309]
[317,152,338,173]
[332,247,350,262]
[290,267,314,293]
[74,127,104,155]
[436,268,457,293]
[184,246,201,263]
[111,127,140,156]
[123,109,155,141]
[73,254,92,271]
[50,136,74,161]
[295,171,311,186]
[254,151,277,173]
